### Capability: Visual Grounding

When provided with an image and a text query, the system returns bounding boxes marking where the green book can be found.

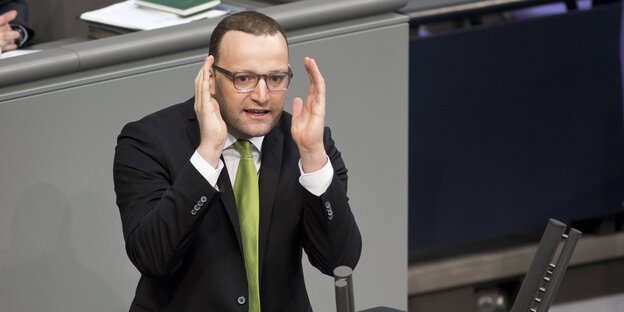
[135,0,221,16]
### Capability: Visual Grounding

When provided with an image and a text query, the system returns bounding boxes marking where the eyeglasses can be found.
[212,64,293,93]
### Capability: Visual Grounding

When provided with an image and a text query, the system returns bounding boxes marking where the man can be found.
[0,0,32,51]
[113,11,361,312]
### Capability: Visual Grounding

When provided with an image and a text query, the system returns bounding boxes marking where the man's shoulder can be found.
[143,98,193,121]
[130,98,193,127]
[119,98,194,139]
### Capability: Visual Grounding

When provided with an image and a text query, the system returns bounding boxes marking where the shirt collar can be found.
[224,133,264,153]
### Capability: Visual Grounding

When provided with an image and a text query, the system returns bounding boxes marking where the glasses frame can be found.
[212,64,294,93]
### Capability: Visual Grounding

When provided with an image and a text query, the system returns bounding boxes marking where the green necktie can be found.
[233,140,260,312]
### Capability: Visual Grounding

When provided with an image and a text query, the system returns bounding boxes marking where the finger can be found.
[194,67,203,109]
[0,23,11,32]
[0,10,17,25]
[195,67,203,85]
[0,37,19,52]
[210,98,223,121]
[304,57,325,94]
[2,42,17,52]
[0,29,20,42]
[202,55,214,100]
[194,55,214,108]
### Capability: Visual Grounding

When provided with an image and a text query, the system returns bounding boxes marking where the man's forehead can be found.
[218,31,289,65]
[220,30,287,45]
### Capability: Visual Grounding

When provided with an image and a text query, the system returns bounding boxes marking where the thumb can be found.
[0,10,17,25]
[291,97,303,119]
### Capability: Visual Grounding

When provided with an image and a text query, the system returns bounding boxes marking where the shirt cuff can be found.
[190,150,223,190]
[10,24,29,48]
[298,155,333,197]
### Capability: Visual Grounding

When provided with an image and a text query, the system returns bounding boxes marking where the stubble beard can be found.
[214,87,283,139]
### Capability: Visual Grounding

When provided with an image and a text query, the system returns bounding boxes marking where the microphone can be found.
[334,265,355,312]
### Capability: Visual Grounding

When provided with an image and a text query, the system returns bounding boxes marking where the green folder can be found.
[135,0,221,16]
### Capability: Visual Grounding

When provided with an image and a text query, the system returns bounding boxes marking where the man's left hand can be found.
[291,57,327,173]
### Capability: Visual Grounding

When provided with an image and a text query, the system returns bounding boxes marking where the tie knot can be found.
[234,140,253,159]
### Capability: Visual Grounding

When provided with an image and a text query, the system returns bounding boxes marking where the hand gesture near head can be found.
[0,10,20,52]
[291,57,328,173]
[194,55,228,168]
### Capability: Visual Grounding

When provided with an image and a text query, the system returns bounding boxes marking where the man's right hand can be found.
[194,55,227,168]
[0,10,20,52]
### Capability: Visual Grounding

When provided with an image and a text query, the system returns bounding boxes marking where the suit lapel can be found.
[185,98,201,149]
[185,100,243,254]
[258,126,283,279]
[217,166,244,254]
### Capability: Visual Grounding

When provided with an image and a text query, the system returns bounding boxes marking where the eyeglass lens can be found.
[233,72,290,91]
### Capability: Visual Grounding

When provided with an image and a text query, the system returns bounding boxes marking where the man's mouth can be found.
[244,109,270,117]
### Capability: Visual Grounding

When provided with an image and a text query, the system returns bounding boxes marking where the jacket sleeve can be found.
[113,120,220,278]
[301,127,362,276]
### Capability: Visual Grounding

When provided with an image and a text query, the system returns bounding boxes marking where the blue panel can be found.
[409,3,624,260]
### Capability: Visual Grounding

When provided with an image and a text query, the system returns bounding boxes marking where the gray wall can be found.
[0,12,408,312]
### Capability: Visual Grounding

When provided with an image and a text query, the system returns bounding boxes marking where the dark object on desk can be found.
[510,219,581,312]
[86,21,132,39]
[135,0,221,16]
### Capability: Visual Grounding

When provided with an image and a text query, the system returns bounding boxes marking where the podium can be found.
[334,266,406,312]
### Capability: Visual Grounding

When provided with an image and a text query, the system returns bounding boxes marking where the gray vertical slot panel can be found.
[511,219,565,312]
[540,229,582,311]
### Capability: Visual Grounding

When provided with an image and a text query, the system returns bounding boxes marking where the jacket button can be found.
[237,296,246,305]
[324,201,331,209]
[191,209,198,216]
[200,195,208,202]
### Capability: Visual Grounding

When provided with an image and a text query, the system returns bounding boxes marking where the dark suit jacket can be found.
[0,0,27,25]
[113,98,362,312]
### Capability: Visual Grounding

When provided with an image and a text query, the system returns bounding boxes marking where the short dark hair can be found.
[210,11,287,62]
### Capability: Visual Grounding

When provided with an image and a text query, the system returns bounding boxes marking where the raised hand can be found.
[0,10,20,52]
[291,57,327,173]
[194,55,227,168]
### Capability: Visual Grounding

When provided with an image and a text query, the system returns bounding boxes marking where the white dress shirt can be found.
[190,133,333,196]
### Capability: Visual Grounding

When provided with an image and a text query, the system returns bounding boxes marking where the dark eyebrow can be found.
[238,69,290,74]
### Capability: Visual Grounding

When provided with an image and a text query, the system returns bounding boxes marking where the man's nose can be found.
[250,78,270,103]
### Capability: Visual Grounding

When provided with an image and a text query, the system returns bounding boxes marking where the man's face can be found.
[211,31,289,139]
